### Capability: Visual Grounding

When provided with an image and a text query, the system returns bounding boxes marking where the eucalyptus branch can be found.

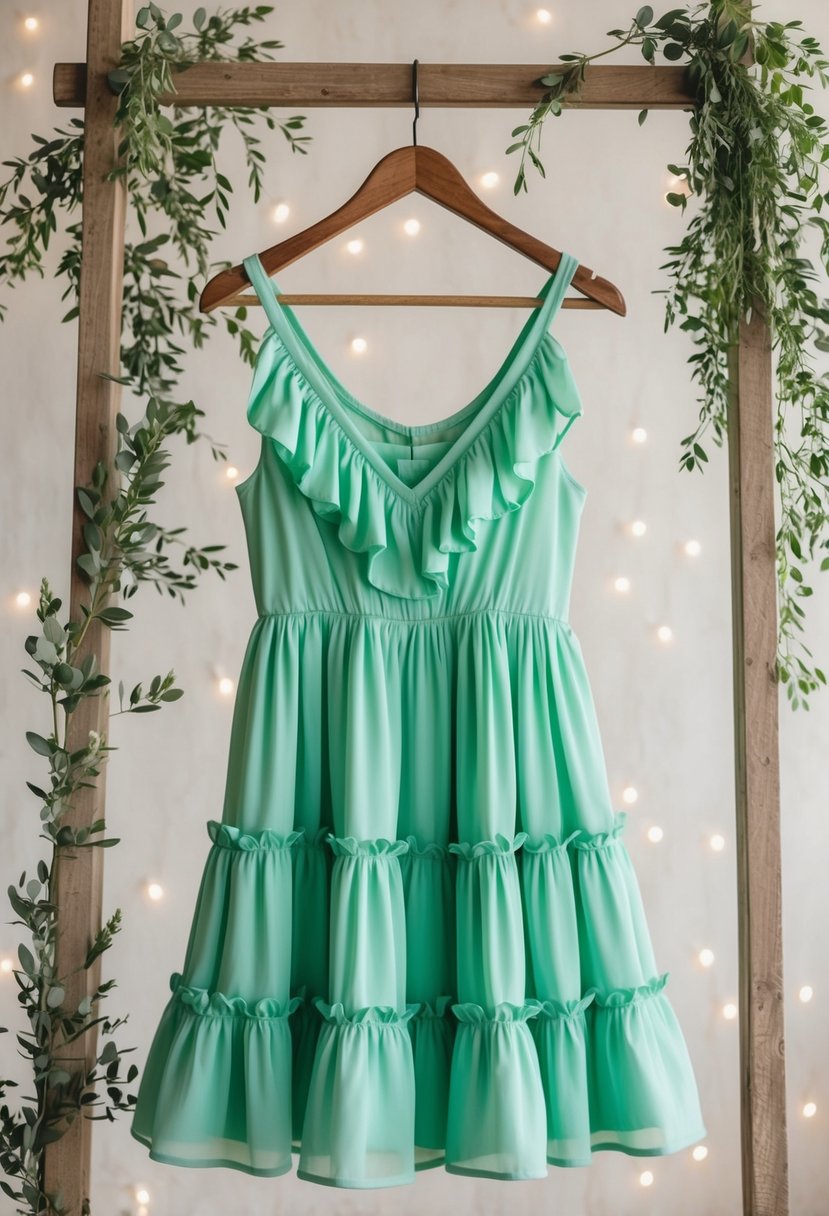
[509,1,829,707]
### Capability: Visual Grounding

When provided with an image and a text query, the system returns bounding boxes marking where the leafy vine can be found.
[508,0,829,709]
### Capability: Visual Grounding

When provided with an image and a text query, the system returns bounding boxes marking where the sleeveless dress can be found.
[130,250,707,1187]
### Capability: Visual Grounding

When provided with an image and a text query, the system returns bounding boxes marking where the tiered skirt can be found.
[130,609,707,1185]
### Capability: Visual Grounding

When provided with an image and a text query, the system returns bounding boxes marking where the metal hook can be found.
[412,59,420,146]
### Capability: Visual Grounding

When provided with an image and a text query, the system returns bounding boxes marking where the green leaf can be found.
[26,731,52,757]
[638,108,648,126]
[18,944,35,976]
[46,985,65,1009]
[663,42,685,60]
[635,5,654,29]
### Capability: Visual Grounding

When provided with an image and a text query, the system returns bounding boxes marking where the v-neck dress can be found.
[130,250,708,1187]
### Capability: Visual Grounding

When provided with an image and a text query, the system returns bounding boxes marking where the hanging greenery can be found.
[508,0,829,710]
[0,6,309,1213]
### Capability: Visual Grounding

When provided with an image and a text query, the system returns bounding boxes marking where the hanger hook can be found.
[412,59,420,147]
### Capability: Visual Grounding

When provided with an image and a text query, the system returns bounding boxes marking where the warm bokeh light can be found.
[225,465,239,481]
[613,576,631,594]
[656,624,674,644]
[622,785,638,805]
[799,984,814,1003]
[710,833,725,852]
[218,676,235,696]
[723,1002,738,1020]
[24,16,39,31]
[403,218,421,236]
[345,238,364,255]
[803,1101,817,1118]
[684,538,702,557]
[350,336,368,355]
[536,8,553,23]
[271,201,290,223]
[480,171,499,189]
[647,825,664,843]
[146,882,164,902]
[20,72,35,88]
[692,1144,709,1161]
[640,1170,654,1187]
[631,426,648,444]
[0,958,13,975]
[630,519,647,537]
[15,590,32,608]
[698,948,715,968]
[135,1187,150,1205]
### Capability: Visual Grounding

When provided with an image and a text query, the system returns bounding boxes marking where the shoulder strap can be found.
[243,253,286,332]
[537,251,579,332]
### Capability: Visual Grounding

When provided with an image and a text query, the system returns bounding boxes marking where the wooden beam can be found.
[41,0,131,1211]
[53,60,697,109]
[728,300,790,1216]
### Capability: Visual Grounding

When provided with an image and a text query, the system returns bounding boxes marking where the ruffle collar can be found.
[244,327,584,601]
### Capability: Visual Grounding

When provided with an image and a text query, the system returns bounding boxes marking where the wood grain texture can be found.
[727,297,790,1216]
[53,60,697,109]
[41,1,131,1211]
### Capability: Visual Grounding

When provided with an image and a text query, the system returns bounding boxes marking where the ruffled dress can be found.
[130,250,707,1186]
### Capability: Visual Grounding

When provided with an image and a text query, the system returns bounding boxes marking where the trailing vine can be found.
[508,0,829,709]
[0,5,311,1212]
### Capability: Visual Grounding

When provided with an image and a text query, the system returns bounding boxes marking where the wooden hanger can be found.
[200,63,625,316]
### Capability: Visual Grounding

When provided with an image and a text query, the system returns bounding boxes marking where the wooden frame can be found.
[43,4,788,1213]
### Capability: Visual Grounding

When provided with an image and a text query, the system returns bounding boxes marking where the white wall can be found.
[1,3,827,1214]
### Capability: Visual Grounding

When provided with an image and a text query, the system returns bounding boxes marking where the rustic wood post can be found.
[41,0,131,1211]
[727,299,789,1216]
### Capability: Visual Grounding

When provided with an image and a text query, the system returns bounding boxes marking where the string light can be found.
[692,1145,709,1162]
[345,238,364,255]
[536,8,553,23]
[20,72,35,88]
[698,948,715,968]
[639,1170,654,1187]
[656,624,674,644]
[613,576,631,594]
[631,426,648,444]
[218,676,234,696]
[799,985,813,1003]
[803,1101,817,1118]
[480,171,500,189]
[225,465,239,482]
[24,16,39,31]
[146,882,164,902]
[15,590,32,608]
[630,519,647,537]
[0,958,13,975]
[403,218,421,236]
[647,825,664,843]
[622,785,639,805]
[271,201,290,224]
[709,833,725,852]
[350,336,368,355]
[723,1001,738,1020]
[684,538,702,557]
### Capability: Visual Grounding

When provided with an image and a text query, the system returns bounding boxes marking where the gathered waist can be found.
[253,607,573,629]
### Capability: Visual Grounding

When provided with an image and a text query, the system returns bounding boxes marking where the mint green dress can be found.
[130,250,707,1187]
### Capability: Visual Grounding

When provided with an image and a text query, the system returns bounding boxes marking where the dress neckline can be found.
[243,251,579,507]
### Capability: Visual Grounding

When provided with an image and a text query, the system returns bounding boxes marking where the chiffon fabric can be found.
[130,250,707,1187]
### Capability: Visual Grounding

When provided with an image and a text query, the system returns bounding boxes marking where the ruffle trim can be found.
[246,330,583,600]
[534,992,597,1021]
[203,818,628,859]
[169,972,302,1020]
[207,819,304,851]
[586,970,671,1009]
[449,832,528,860]
[326,834,409,857]
[313,997,421,1026]
[452,1000,543,1024]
